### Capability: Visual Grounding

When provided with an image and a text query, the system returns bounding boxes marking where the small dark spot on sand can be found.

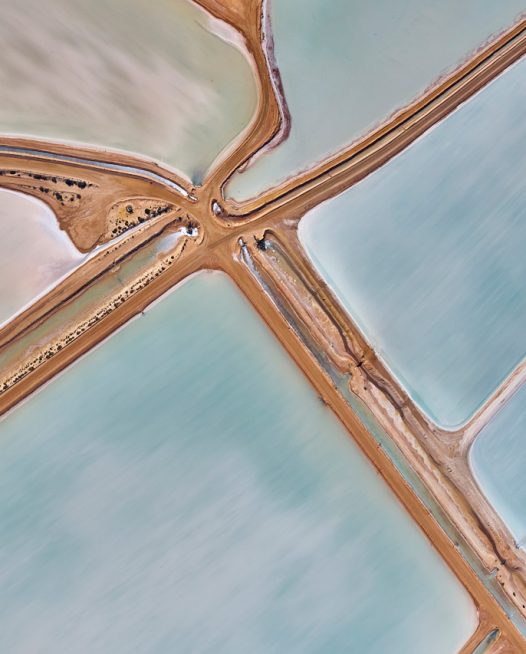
[254,235,267,251]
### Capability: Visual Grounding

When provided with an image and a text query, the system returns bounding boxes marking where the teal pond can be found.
[471,382,526,548]
[227,0,525,201]
[0,272,476,652]
[299,55,526,429]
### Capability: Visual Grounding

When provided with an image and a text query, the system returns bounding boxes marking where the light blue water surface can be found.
[299,55,526,429]
[471,383,526,547]
[227,0,525,201]
[0,272,476,652]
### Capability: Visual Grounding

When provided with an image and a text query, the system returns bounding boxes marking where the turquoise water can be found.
[0,188,84,326]
[0,272,475,652]
[226,0,525,201]
[299,56,526,429]
[0,0,257,185]
[471,382,526,547]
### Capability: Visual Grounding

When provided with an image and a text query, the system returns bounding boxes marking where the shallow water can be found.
[471,383,526,547]
[0,0,258,185]
[299,55,526,429]
[226,0,525,201]
[0,272,475,652]
[0,188,83,326]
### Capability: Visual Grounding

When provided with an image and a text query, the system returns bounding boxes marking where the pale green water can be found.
[471,382,526,547]
[226,0,525,201]
[299,56,526,430]
[0,188,84,326]
[0,272,476,652]
[0,0,258,185]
